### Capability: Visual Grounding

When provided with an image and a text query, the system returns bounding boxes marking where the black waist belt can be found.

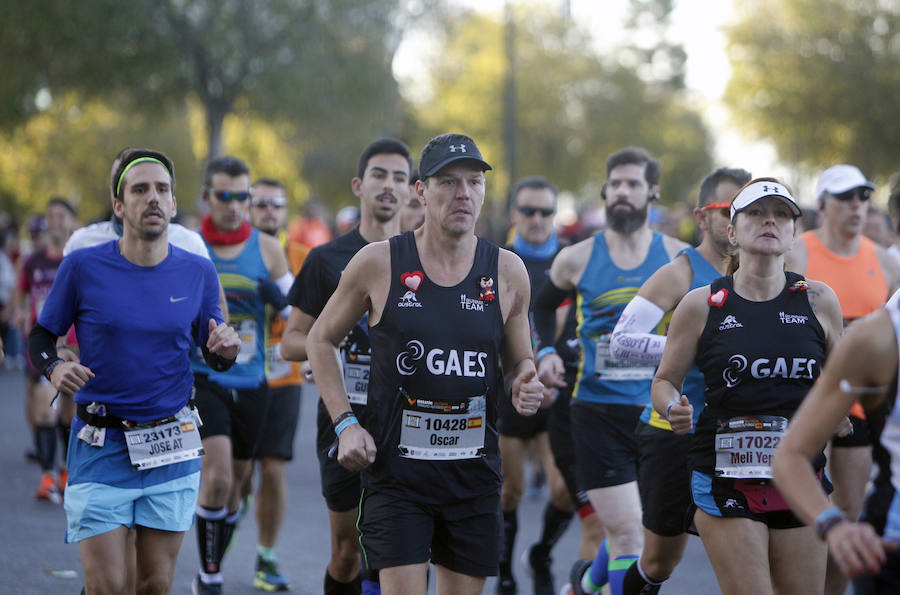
[77,400,195,429]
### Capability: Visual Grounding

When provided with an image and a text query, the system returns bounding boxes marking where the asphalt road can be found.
[0,366,724,594]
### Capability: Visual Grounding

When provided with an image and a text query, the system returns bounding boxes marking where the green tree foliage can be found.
[414,4,712,208]
[0,94,201,221]
[0,0,429,214]
[622,0,687,91]
[0,0,412,156]
[725,0,900,177]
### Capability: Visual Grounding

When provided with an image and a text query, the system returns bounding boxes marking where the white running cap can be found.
[815,164,875,198]
[730,180,801,222]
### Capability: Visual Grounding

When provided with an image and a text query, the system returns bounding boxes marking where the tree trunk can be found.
[205,100,230,161]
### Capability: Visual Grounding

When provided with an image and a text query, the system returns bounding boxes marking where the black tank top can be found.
[364,231,505,503]
[691,272,827,472]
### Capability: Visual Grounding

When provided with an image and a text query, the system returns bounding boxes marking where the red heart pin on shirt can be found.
[708,288,729,307]
[401,271,424,292]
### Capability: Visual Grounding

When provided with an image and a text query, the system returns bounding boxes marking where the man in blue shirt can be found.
[28,148,240,594]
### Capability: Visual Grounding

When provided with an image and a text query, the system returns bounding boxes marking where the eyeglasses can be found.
[252,197,287,208]
[702,202,731,217]
[517,206,555,218]
[207,188,251,203]
[832,187,872,202]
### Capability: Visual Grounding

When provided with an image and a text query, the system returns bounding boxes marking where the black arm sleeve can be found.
[533,280,571,351]
[28,324,61,374]
[201,344,237,373]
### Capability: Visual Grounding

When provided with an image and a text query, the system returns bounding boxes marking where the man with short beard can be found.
[281,138,411,595]
[533,147,688,595]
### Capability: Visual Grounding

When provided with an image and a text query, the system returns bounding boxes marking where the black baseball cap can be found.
[419,133,492,178]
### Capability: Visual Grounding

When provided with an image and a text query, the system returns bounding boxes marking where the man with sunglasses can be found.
[497,176,599,595]
[533,147,689,595]
[191,156,291,595]
[787,163,900,595]
[605,167,750,595]
[281,137,412,595]
[243,177,309,591]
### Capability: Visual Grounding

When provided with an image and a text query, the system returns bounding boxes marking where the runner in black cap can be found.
[306,132,543,595]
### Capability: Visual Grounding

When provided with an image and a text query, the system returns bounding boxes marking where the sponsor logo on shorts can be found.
[718,315,743,331]
[778,311,807,324]
[724,498,743,509]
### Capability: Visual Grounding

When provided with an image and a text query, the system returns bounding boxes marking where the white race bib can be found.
[594,334,656,381]
[399,394,486,460]
[343,361,370,405]
[231,319,257,365]
[124,407,204,470]
[714,415,788,479]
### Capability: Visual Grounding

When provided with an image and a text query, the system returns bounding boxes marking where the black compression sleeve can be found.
[28,324,61,373]
[533,280,571,351]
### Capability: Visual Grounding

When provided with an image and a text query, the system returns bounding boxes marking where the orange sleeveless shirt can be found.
[802,231,888,420]
[801,231,888,323]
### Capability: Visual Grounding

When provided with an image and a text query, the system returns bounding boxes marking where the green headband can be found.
[116,157,168,196]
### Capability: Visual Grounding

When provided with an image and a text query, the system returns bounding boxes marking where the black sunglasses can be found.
[208,188,251,203]
[517,206,555,218]
[252,197,287,208]
[833,187,872,202]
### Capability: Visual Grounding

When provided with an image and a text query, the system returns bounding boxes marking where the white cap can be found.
[730,180,801,222]
[815,164,875,198]
[336,205,360,227]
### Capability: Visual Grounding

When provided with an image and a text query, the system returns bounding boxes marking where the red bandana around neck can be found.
[202,214,252,245]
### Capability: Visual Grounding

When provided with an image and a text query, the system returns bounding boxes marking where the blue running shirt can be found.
[192,229,270,388]
[573,231,671,405]
[38,240,222,426]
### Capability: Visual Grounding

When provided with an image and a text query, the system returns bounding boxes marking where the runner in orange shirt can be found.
[787,164,900,595]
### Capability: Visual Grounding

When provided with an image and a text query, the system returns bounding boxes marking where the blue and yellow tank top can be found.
[574,231,671,405]
[192,229,270,389]
[641,246,719,429]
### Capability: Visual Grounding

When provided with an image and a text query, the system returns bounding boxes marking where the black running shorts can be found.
[316,401,361,512]
[547,372,591,510]
[358,488,501,576]
[571,400,643,490]
[256,384,302,460]
[496,390,549,438]
[637,422,693,536]
[194,374,270,460]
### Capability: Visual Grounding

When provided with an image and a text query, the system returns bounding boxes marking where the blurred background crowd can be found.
[1,0,898,361]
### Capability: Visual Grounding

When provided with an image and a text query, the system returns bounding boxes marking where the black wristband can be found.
[332,410,355,428]
[43,357,64,381]
[201,344,237,372]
